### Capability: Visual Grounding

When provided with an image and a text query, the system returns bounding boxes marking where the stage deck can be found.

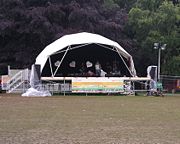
[41,77,151,93]
[41,76,151,81]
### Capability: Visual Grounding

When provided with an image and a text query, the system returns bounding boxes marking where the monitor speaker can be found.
[147,66,157,81]
[34,64,41,80]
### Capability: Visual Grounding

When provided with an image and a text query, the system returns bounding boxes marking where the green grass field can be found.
[0,94,180,144]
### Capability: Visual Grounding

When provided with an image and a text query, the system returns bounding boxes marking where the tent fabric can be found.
[22,64,52,97]
[35,32,136,76]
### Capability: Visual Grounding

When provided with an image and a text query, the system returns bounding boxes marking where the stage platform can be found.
[41,76,150,81]
[41,77,151,94]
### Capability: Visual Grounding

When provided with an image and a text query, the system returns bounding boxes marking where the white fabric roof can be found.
[35,32,136,76]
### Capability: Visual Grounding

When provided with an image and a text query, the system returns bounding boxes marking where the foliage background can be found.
[0,0,179,76]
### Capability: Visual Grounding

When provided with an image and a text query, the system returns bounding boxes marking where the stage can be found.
[41,76,151,94]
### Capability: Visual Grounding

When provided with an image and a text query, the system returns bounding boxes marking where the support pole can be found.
[48,57,53,77]
[53,46,70,77]
[158,48,161,81]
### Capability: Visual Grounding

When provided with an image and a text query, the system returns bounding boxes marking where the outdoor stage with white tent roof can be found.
[36,32,136,77]
[34,32,150,94]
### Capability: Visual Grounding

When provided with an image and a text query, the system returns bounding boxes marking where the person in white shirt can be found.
[95,61,101,76]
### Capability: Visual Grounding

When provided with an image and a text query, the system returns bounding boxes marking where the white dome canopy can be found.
[35,32,136,76]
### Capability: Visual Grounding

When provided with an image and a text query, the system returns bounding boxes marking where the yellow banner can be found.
[72,77,124,93]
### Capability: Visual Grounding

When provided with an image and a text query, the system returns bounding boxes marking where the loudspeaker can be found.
[30,64,41,88]
[147,66,157,81]
[34,64,41,80]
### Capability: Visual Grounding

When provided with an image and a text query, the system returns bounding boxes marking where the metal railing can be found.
[7,69,30,93]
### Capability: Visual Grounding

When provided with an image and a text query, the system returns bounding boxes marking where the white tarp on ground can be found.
[22,88,51,97]
[22,65,52,97]
[35,32,136,76]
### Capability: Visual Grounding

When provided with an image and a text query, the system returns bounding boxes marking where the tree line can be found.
[0,0,179,76]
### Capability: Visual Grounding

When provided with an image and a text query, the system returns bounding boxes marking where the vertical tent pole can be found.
[63,77,65,96]
[48,56,53,77]
[53,46,70,77]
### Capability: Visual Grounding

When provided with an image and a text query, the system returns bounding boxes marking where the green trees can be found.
[113,0,136,10]
[103,0,119,9]
[164,56,180,75]
[128,1,180,75]
[0,0,179,76]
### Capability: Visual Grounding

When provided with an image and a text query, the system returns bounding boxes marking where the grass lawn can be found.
[0,94,180,144]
